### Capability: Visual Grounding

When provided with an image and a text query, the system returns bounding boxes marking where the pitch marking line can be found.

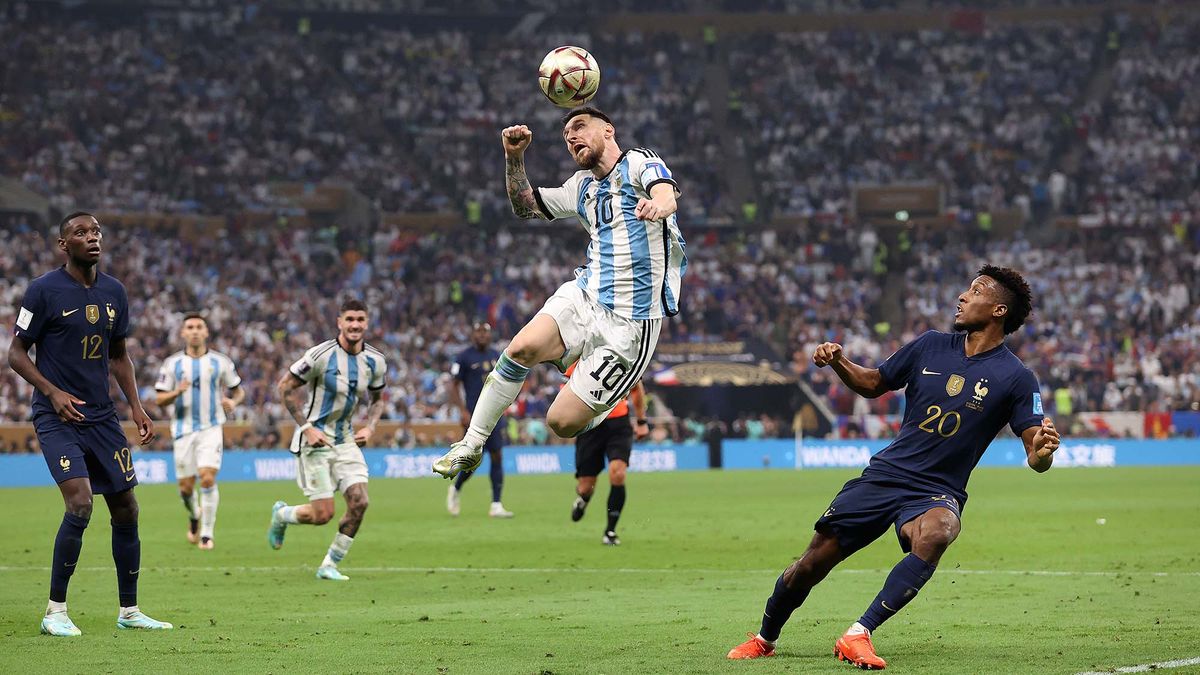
[1076,656,1200,674]
[0,565,1197,576]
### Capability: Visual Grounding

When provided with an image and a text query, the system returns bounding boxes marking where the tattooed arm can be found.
[353,389,386,447]
[502,124,547,220]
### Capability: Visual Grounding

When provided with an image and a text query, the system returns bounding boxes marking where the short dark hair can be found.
[978,264,1032,335]
[182,312,207,326]
[340,298,368,315]
[561,106,613,127]
[58,211,97,237]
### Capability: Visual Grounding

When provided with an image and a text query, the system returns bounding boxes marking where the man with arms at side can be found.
[434,107,686,478]
[155,313,244,549]
[727,265,1061,669]
[268,299,388,581]
[567,371,649,546]
[445,321,514,518]
[8,212,171,636]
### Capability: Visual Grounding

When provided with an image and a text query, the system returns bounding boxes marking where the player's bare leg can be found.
[196,467,219,549]
[601,459,627,545]
[835,508,960,669]
[177,475,200,544]
[317,484,368,581]
[42,477,92,636]
[728,530,844,659]
[268,497,334,549]
[106,489,172,630]
[571,475,597,522]
[435,314,565,478]
[545,385,602,439]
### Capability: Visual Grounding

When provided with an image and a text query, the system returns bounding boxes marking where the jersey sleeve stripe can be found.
[533,187,555,220]
[644,177,679,194]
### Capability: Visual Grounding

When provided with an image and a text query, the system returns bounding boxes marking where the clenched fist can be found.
[501,125,532,157]
[812,342,844,368]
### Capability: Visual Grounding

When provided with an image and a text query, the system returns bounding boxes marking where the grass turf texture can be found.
[0,467,1197,674]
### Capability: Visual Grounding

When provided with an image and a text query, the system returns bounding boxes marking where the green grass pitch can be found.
[0,467,1197,674]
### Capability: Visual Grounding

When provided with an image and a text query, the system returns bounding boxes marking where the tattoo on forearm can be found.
[283,387,308,426]
[505,155,542,219]
[366,392,385,428]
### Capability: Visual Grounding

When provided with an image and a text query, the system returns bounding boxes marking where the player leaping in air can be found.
[434,106,686,478]
[727,265,1061,669]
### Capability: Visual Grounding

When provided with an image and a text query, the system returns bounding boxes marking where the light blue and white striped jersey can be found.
[288,339,388,446]
[535,148,687,320]
[155,350,242,439]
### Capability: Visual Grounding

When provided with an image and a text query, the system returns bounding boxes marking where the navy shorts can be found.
[814,472,962,557]
[574,416,634,478]
[35,413,138,494]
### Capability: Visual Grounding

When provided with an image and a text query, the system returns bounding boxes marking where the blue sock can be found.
[489,453,504,503]
[454,470,473,491]
[859,553,936,631]
[605,484,626,533]
[111,521,140,608]
[49,513,89,603]
[759,571,811,641]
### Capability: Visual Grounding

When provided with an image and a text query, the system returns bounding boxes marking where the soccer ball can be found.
[538,46,600,108]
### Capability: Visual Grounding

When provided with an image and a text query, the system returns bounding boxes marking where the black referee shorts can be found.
[574,416,634,478]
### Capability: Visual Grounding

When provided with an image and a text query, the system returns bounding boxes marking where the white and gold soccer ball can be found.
[538,46,600,108]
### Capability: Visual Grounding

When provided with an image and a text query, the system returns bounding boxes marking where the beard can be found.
[574,145,600,170]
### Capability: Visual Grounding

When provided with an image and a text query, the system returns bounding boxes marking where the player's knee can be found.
[504,342,540,368]
[918,518,959,551]
[609,466,627,485]
[66,498,93,520]
[547,412,585,438]
[312,506,334,525]
[199,476,216,489]
[353,495,370,516]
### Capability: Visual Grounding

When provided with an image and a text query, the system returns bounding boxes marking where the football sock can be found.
[111,521,140,608]
[279,505,301,524]
[119,605,140,619]
[606,485,626,533]
[577,489,592,502]
[858,553,936,632]
[454,470,473,491]
[46,599,68,615]
[181,490,199,520]
[759,571,812,642]
[490,454,504,503]
[321,533,354,568]
[49,513,89,603]
[199,485,219,540]
[463,354,529,448]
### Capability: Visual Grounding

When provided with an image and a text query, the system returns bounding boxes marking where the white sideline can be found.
[1076,656,1200,675]
[0,565,1197,576]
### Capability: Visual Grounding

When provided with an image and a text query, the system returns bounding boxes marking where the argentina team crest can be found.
[85,304,100,324]
[945,374,965,397]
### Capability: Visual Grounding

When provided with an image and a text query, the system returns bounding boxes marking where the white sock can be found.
[199,485,219,539]
[279,505,301,524]
[120,605,140,618]
[847,622,869,636]
[755,633,775,646]
[321,533,354,568]
[462,355,530,448]
[46,600,67,615]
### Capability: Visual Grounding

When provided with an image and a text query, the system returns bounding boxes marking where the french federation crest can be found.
[85,304,100,324]
[946,374,965,397]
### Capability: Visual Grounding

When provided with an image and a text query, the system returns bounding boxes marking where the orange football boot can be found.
[834,630,887,670]
[727,633,775,659]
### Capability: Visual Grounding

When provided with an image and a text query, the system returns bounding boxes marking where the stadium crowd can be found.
[3,5,1199,450]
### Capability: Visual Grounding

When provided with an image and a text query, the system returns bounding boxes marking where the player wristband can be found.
[297,422,313,433]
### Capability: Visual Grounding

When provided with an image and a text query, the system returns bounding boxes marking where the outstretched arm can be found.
[812,342,888,399]
[502,125,546,220]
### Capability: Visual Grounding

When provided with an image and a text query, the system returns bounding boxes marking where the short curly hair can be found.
[978,264,1032,335]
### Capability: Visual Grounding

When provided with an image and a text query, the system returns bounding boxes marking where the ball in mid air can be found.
[538,46,600,108]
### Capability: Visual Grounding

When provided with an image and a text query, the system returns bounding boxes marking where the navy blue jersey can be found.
[452,346,500,411]
[866,331,1043,502]
[13,268,131,424]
